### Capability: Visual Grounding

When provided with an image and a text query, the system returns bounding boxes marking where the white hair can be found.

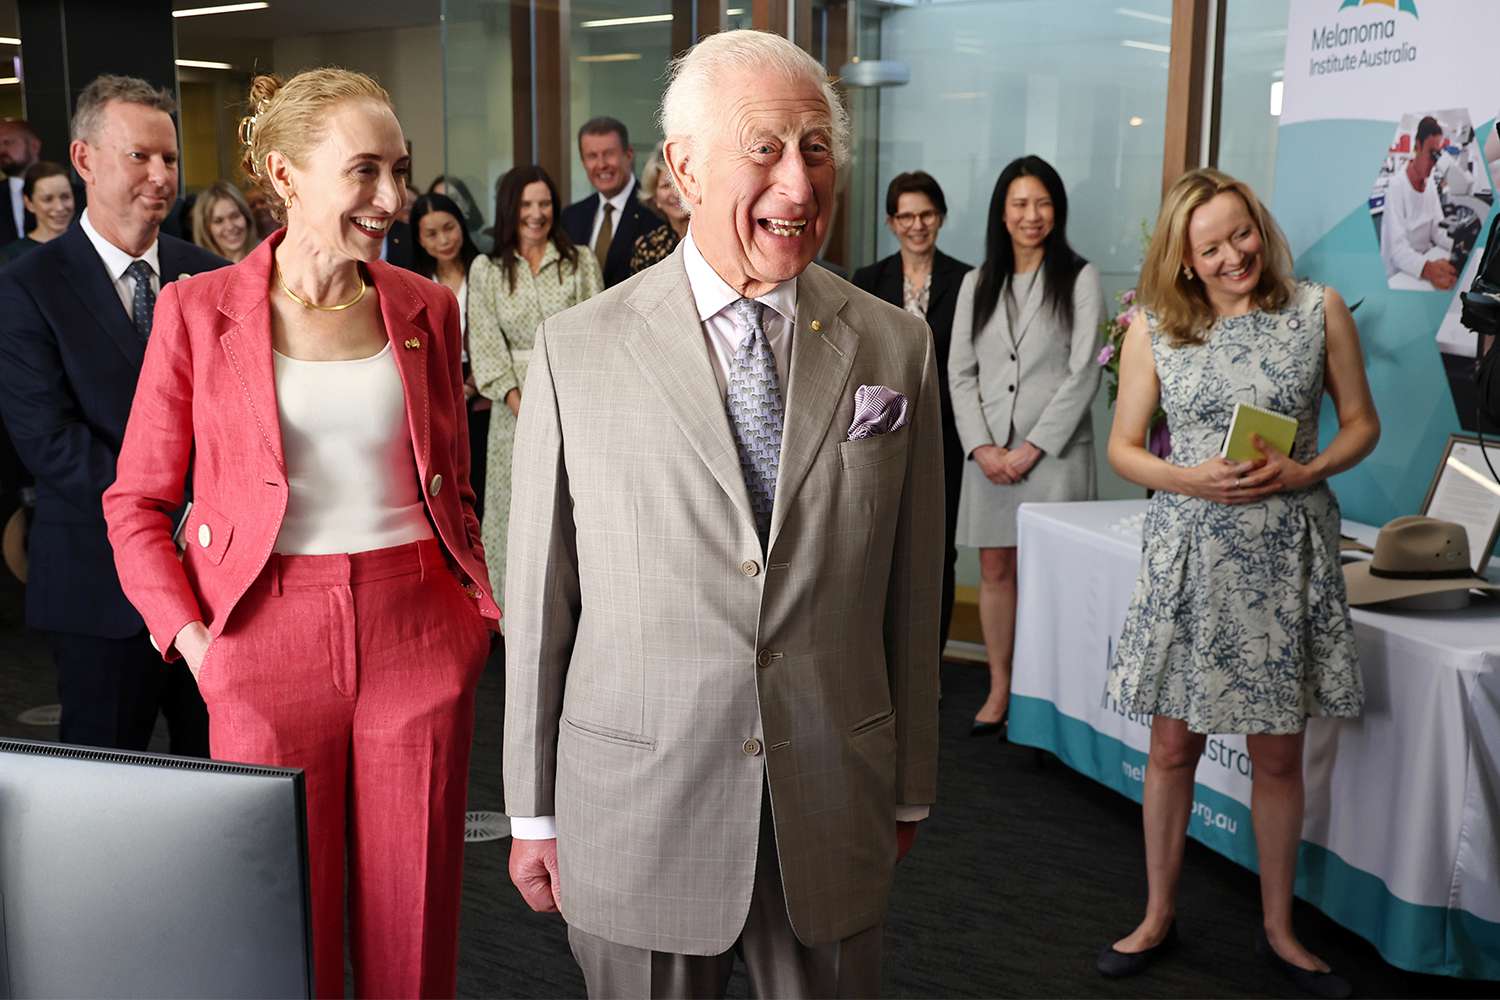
[659,29,850,169]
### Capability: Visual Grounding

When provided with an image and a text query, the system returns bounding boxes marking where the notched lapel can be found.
[219,300,285,471]
[1011,273,1047,347]
[624,255,756,531]
[376,268,432,474]
[59,229,145,369]
[770,275,856,549]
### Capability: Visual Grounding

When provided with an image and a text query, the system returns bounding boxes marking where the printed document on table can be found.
[1426,441,1500,573]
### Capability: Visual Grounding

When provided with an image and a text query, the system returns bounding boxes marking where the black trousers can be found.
[49,629,209,756]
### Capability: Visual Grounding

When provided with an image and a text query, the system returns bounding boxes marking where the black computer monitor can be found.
[0,738,311,999]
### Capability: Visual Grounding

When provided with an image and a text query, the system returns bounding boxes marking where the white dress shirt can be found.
[80,208,160,319]
[7,176,23,237]
[510,231,929,839]
[587,175,638,251]
[1380,167,1452,279]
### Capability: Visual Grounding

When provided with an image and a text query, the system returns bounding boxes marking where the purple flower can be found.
[1096,343,1116,366]
[1120,289,1136,306]
[1147,419,1172,460]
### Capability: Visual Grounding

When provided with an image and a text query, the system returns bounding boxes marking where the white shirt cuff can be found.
[895,805,931,822]
[508,814,558,840]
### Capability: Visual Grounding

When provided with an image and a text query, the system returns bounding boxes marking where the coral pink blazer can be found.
[103,229,499,657]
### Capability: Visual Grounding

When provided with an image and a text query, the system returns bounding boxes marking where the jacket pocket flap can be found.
[183,500,234,566]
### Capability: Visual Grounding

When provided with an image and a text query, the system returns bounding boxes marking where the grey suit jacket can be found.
[503,243,943,956]
[948,262,1104,463]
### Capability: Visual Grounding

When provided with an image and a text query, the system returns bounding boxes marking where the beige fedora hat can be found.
[1344,515,1498,606]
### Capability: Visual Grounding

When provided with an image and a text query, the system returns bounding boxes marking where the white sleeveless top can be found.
[272,342,434,555]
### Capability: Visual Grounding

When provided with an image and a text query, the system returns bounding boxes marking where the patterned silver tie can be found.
[126,259,156,339]
[725,297,785,547]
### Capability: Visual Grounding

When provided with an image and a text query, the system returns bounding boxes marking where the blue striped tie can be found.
[725,297,784,547]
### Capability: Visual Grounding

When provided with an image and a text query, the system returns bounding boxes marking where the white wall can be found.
[273,24,446,188]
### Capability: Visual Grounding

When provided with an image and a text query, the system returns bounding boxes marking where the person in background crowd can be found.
[948,155,1103,739]
[852,170,971,656]
[1099,168,1378,999]
[1380,115,1457,290]
[0,160,75,265]
[504,29,940,1000]
[412,191,490,523]
[629,142,689,274]
[102,68,497,999]
[427,173,486,234]
[0,117,43,249]
[561,115,665,287]
[469,164,600,602]
[0,76,224,757]
[189,180,259,263]
[244,186,279,243]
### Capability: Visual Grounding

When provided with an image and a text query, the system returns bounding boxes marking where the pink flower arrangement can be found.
[1097,284,1170,459]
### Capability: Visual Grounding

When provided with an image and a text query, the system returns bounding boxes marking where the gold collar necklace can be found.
[276,264,368,312]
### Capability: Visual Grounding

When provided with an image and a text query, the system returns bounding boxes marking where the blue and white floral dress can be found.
[1105,280,1363,735]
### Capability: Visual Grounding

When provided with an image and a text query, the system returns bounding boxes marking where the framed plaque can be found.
[1420,433,1500,574]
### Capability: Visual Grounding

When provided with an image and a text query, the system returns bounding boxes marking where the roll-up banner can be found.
[1273,0,1498,527]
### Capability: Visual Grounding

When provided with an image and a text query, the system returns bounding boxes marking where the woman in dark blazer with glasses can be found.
[853,170,972,659]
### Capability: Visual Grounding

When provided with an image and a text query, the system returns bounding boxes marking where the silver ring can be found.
[1235,477,1244,488]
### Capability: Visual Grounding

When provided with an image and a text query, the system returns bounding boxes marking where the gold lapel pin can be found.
[810,319,822,332]
[177,273,191,281]
[403,337,421,350]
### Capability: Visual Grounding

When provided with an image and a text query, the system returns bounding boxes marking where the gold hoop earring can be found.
[1182,265,1194,281]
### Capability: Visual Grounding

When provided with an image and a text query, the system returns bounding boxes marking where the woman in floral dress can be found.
[469,166,602,600]
[1098,169,1379,999]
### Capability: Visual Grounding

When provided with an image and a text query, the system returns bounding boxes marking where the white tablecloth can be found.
[1009,500,1500,979]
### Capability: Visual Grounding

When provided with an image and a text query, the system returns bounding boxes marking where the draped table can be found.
[1008,500,1500,979]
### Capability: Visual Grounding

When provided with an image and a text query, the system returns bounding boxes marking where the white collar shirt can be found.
[7,176,23,236]
[681,228,796,401]
[80,208,161,319]
[588,175,637,251]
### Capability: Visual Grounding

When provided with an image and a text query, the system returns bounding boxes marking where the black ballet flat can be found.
[1096,921,1178,978]
[969,709,1008,739]
[1255,929,1352,999]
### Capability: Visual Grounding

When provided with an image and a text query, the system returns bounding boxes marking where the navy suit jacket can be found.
[1,181,34,248]
[560,183,665,288]
[0,224,226,637]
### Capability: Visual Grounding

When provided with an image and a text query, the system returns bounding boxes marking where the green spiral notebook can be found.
[1220,402,1298,462]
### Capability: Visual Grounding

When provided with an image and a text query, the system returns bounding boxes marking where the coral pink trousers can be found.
[197,538,490,999]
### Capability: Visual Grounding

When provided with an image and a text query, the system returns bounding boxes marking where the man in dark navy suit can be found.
[0,76,225,755]
[0,118,42,249]
[560,116,664,288]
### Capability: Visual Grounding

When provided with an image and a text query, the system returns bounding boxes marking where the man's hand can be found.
[505,388,522,417]
[896,822,918,862]
[1421,259,1458,290]
[509,837,562,913]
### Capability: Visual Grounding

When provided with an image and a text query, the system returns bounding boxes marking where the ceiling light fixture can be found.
[1120,39,1171,53]
[0,36,20,45]
[580,14,671,28]
[0,77,18,85]
[173,2,270,18]
[1129,116,1144,127]
[176,59,235,70]
[578,53,643,63]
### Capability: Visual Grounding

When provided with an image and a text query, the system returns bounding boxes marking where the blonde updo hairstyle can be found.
[239,68,394,224]
[1138,168,1295,347]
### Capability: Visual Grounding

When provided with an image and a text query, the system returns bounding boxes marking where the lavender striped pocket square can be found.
[847,384,909,440]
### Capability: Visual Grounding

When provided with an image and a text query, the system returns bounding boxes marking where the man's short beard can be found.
[0,162,27,179]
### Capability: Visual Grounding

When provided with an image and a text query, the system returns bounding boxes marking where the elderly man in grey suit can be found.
[503,28,943,1000]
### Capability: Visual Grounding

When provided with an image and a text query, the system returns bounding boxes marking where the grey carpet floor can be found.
[1,575,1494,998]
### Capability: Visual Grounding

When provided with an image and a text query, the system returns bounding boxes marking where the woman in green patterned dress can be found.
[469,166,602,600]
[1098,169,1379,998]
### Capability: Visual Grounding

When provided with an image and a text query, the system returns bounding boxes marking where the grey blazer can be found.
[946,263,1104,545]
[503,244,943,956]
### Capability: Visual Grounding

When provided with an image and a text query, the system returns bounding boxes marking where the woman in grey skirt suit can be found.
[948,156,1104,736]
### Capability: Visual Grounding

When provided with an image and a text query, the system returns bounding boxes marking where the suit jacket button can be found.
[429,473,443,496]
[742,738,762,756]
[197,523,211,548]
[1007,385,1015,393]
[756,648,774,668]
[741,560,760,577]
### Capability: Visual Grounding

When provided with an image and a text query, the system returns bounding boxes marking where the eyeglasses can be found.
[892,210,939,230]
